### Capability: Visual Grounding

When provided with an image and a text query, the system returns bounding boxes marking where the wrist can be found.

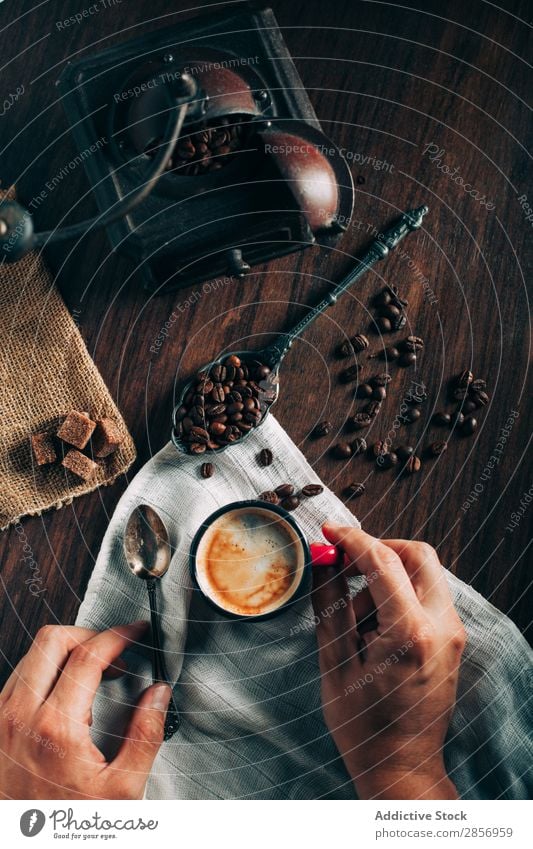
[353,762,459,800]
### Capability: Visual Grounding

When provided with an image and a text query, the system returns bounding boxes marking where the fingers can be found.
[381,539,452,608]
[46,622,149,724]
[1,625,99,707]
[311,564,356,670]
[109,683,171,794]
[322,524,421,626]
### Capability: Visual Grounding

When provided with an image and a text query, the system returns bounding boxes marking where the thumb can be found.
[110,683,171,793]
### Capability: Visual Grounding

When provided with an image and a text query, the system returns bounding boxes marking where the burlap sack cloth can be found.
[0,187,136,530]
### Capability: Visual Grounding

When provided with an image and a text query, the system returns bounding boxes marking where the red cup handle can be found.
[310,542,342,567]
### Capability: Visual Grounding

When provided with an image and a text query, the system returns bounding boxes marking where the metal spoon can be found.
[124,504,181,740]
[172,204,429,454]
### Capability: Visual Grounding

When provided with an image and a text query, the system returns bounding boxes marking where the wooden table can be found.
[1,0,531,684]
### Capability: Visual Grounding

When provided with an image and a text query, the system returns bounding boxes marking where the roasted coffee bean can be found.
[461,416,478,435]
[230,412,243,422]
[226,354,241,367]
[398,352,416,367]
[428,441,448,457]
[385,284,408,308]
[375,316,392,333]
[371,386,387,401]
[210,421,227,437]
[470,379,487,392]
[244,411,261,424]
[336,334,369,358]
[392,313,407,332]
[336,339,354,358]
[313,420,331,438]
[401,335,424,353]
[189,443,206,454]
[350,412,373,430]
[380,346,400,361]
[211,414,228,424]
[370,440,388,459]
[182,417,194,433]
[281,495,300,511]
[377,451,398,470]
[240,385,253,398]
[244,397,258,412]
[463,399,477,413]
[193,393,205,408]
[210,384,225,403]
[237,422,253,433]
[401,408,421,424]
[377,304,401,321]
[205,403,226,416]
[372,373,392,387]
[256,364,271,380]
[452,411,465,427]
[457,369,474,388]
[199,378,214,395]
[340,364,362,383]
[174,405,188,422]
[357,383,373,399]
[226,401,244,415]
[190,426,209,443]
[201,462,214,478]
[351,437,368,455]
[373,289,392,308]
[301,484,324,497]
[259,490,280,504]
[224,365,236,381]
[363,401,382,418]
[471,390,489,407]
[227,391,242,403]
[433,411,451,426]
[275,483,295,498]
[259,448,273,466]
[333,442,353,459]
[396,445,415,461]
[404,454,421,474]
[346,482,365,498]
[210,364,224,381]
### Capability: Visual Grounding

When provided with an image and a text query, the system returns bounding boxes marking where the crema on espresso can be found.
[195,507,305,616]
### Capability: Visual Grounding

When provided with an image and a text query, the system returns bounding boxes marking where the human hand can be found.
[0,621,171,799]
[312,524,466,799]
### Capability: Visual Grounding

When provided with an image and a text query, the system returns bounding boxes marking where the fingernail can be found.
[150,683,172,711]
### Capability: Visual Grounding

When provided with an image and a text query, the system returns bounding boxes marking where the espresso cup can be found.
[189,499,339,620]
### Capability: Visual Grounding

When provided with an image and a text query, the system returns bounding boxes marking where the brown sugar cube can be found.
[31,432,57,466]
[62,449,98,481]
[93,417,122,458]
[57,410,96,449]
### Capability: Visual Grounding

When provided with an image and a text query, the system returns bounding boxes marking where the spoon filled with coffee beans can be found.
[172,205,429,455]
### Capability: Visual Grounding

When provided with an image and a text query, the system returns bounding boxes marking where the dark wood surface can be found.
[1,0,531,684]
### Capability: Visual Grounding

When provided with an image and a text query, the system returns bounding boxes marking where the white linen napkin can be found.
[76,415,533,799]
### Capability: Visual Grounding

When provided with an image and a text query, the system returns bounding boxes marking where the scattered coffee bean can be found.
[392,313,407,331]
[346,482,365,498]
[352,412,375,430]
[377,451,398,470]
[301,484,324,497]
[433,411,451,426]
[471,390,489,407]
[461,416,478,435]
[337,334,369,357]
[373,289,392,307]
[401,335,424,353]
[379,346,400,361]
[201,462,215,478]
[190,442,206,454]
[275,483,295,498]
[375,316,392,333]
[356,383,374,399]
[470,379,487,392]
[398,352,416,367]
[385,284,409,308]
[281,495,300,511]
[371,386,387,401]
[259,490,280,505]
[259,448,273,467]
[351,437,368,455]
[313,420,331,438]
[401,407,421,424]
[369,440,389,459]
[396,445,415,461]
[340,364,363,383]
[428,441,448,457]
[378,304,401,321]
[363,401,382,418]
[404,454,421,474]
[333,442,353,459]
[457,369,474,388]
[452,411,465,427]
[371,373,392,387]
[462,399,477,413]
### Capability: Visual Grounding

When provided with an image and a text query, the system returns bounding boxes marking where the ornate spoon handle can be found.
[260,205,428,368]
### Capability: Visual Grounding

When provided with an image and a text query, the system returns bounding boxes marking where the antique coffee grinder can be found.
[0,3,354,293]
